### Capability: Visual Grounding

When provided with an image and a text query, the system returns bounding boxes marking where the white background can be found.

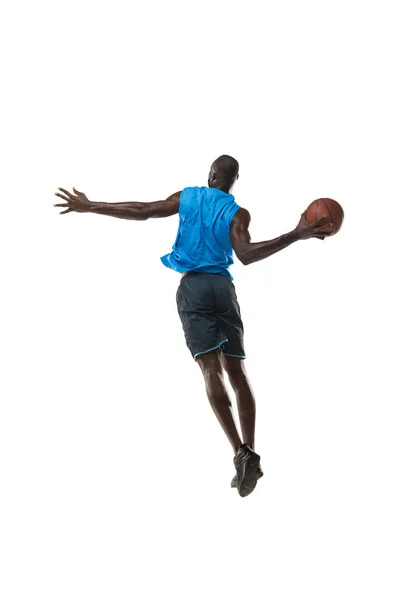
[1,1,399,598]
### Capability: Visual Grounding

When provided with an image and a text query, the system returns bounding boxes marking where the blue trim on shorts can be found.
[194,339,229,361]
[222,352,246,359]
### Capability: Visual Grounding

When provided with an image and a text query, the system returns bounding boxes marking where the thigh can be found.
[176,274,227,359]
[212,277,246,359]
[213,277,243,325]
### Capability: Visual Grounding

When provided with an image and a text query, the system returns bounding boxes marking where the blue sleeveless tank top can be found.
[160,186,241,280]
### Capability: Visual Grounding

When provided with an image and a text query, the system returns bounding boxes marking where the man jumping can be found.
[54,155,332,497]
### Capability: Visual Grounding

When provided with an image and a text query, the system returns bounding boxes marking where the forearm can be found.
[243,229,300,265]
[87,201,148,220]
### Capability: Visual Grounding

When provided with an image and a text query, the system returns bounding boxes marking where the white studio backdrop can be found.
[1,1,399,599]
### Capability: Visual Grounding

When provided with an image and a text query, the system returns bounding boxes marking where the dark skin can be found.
[54,161,332,456]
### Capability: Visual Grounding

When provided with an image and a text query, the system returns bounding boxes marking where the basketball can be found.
[305,198,344,236]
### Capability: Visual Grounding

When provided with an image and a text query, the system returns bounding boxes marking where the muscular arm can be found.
[230,209,299,265]
[54,188,181,220]
[230,208,332,265]
[89,191,181,220]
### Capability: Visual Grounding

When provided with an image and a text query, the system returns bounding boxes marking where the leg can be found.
[196,350,243,454]
[220,353,256,450]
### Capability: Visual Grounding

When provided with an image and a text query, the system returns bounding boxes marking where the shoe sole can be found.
[231,469,263,488]
[236,453,261,497]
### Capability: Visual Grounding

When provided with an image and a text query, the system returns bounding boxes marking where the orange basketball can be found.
[305,198,344,236]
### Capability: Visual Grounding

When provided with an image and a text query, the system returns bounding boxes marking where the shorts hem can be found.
[222,352,246,359]
[193,339,229,360]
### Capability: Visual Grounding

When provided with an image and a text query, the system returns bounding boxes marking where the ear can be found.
[237,173,239,180]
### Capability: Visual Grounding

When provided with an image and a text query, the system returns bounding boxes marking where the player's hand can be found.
[295,211,333,240]
[54,187,91,214]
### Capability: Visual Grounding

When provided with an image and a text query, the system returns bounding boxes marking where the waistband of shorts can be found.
[182,271,230,278]
[179,272,233,287]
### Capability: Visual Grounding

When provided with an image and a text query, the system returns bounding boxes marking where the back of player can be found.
[160,186,241,279]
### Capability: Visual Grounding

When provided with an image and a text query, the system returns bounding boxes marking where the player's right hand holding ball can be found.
[295,212,333,240]
[295,197,344,241]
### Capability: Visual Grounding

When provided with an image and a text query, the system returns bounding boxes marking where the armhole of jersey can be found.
[230,203,242,225]
[178,188,186,217]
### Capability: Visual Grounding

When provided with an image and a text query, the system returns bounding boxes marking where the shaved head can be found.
[208,155,239,193]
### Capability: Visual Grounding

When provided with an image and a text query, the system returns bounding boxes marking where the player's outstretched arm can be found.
[230,208,333,265]
[54,188,181,220]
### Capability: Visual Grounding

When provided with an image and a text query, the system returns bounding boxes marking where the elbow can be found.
[137,204,150,220]
[233,246,252,265]
[240,245,253,266]
[239,254,251,266]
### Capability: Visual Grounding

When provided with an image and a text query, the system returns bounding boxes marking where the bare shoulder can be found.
[166,190,182,200]
[231,207,251,229]
[166,190,182,203]
[230,208,252,264]
[164,190,182,214]
[145,190,181,218]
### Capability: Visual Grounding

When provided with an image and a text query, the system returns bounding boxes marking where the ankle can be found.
[242,441,255,450]
[236,443,252,455]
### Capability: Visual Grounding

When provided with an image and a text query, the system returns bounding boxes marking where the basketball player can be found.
[54,155,332,497]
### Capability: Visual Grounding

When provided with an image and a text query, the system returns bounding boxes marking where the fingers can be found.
[73,187,83,195]
[312,226,332,239]
[54,192,69,201]
[54,203,69,208]
[317,223,333,233]
[59,207,72,214]
[58,187,73,198]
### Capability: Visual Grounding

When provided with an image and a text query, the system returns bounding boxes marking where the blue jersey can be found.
[160,186,241,280]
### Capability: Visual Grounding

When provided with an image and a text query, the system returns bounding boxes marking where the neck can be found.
[209,182,231,194]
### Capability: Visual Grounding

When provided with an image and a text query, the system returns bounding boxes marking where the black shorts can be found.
[176,272,246,361]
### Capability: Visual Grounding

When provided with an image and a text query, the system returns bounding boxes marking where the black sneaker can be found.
[233,444,261,497]
[231,465,263,489]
